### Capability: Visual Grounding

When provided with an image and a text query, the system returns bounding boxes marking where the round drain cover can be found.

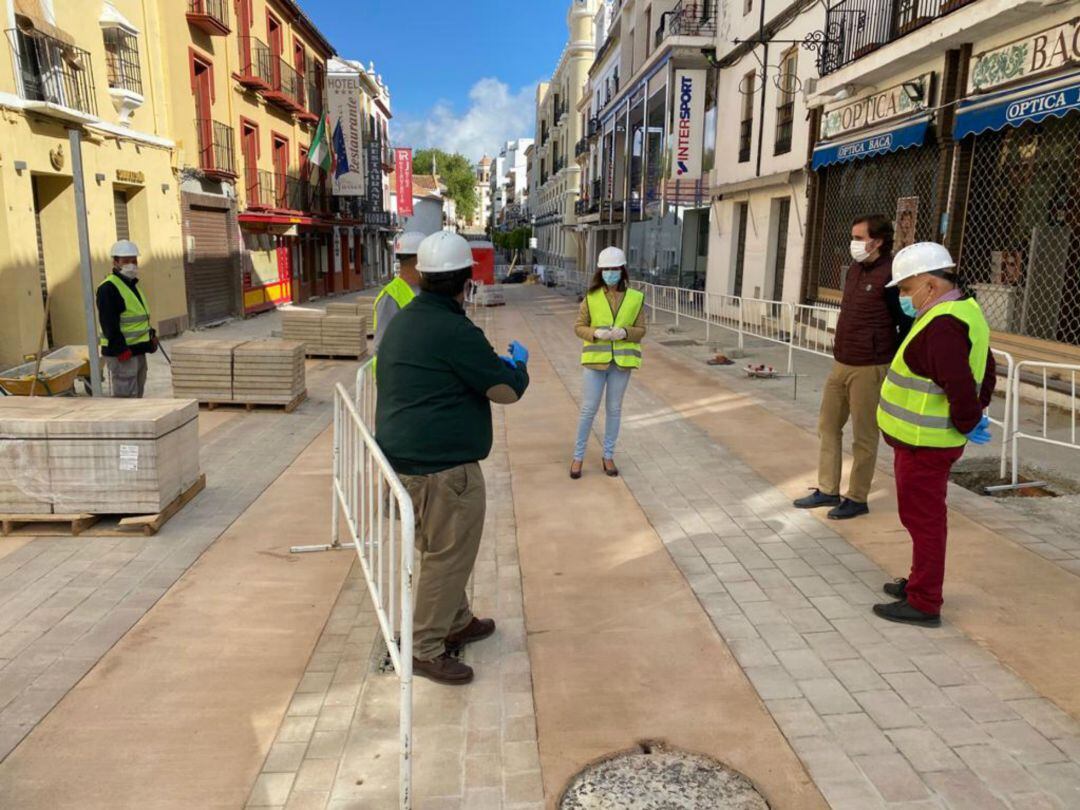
[560,743,768,810]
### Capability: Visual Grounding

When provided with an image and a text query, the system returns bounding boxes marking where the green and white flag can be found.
[309,113,333,177]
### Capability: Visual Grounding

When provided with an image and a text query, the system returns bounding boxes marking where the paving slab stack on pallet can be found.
[0,399,200,515]
[321,314,367,358]
[170,339,244,402]
[281,307,325,354]
[281,306,367,358]
[232,339,306,405]
[324,301,362,316]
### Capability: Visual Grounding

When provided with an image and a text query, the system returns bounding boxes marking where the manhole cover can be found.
[559,742,769,809]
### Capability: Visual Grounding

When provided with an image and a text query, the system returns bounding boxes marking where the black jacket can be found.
[96,270,156,357]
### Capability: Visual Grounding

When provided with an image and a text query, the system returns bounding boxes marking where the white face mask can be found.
[850,240,871,263]
[118,263,139,279]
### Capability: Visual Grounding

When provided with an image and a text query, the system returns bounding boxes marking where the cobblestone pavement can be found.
[0,306,366,762]
[246,405,543,810]
[523,287,1080,810]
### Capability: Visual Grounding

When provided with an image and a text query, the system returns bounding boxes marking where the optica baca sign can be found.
[837,133,894,160]
[1006,86,1080,123]
[971,18,1080,93]
[820,74,932,140]
[673,69,706,180]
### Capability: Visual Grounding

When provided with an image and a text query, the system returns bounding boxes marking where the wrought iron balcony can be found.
[196,119,236,179]
[237,36,272,90]
[820,0,980,76]
[738,119,752,163]
[264,57,303,113]
[575,137,589,157]
[298,70,322,123]
[246,168,278,209]
[7,28,97,117]
[587,116,600,140]
[657,0,717,44]
[186,0,230,35]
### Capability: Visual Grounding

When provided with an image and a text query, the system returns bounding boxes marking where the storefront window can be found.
[645,89,665,207]
[629,97,645,218]
[958,116,1080,344]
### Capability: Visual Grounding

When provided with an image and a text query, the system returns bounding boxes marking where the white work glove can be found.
[609,327,628,341]
[594,328,613,341]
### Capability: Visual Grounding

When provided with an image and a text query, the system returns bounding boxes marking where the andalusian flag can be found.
[309,113,334,177]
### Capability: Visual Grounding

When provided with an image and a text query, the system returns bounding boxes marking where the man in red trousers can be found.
[873,242,996,626]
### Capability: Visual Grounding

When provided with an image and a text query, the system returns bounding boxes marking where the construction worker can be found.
[372,231,424,358]
[873,242,996,627]
[96,240,157,398]
[375,231,530,685]
[570,246,646,479]
[794,214,912,519]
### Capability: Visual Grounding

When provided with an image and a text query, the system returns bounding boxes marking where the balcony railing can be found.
[738,119,752,163]
[7,28,97,117]
[820,0,978,75]
[238,36,272,89]
[265,57,303,112]
[774,101,794,156]
[575,137,589,157]
[587,116,600,139]
[196,119,236,178]
[303,72,322,120]
[246,168,278,209]
[656,0,716,47]
[186,0,230,35]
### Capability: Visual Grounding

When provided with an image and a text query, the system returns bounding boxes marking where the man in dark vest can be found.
[794,215,912,519]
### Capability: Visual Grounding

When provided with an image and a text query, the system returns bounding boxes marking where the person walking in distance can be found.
[96,240,158,398]
[570,246,647,479]
[372,231,424,364]
[375,231,530,685]
[874,243,995,626]
[794,215,912,519]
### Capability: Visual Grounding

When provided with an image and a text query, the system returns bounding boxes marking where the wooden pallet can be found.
[200,390,307,413]
[304,352,367,361]
[1,474,206,537]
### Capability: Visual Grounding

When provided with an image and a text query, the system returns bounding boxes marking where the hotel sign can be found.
[327,71,364,196]
[970,18,1080,93]
[820,74,933,140]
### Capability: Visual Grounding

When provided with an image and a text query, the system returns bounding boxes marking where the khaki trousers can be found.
[400,462,486,661]
[818,362,888,503]
[105,354,147,398]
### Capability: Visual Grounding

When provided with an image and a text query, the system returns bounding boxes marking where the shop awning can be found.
[811,117,931,170]
[954,74,1080,140]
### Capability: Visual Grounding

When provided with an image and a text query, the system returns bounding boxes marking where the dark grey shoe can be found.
[793,489,842,509]
[883,578,908,599]
[872,599,941,627]
[828,498,869,520]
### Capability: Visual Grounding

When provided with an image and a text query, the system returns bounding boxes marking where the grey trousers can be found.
[105,354,147,398]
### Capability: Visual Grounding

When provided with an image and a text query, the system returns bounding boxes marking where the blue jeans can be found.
[574,365,632,461]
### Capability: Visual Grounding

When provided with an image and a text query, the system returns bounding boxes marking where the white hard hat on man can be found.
[888,242,956,287]
[110,240,140,259]
[394,231,426,257]
[417,231,476,274]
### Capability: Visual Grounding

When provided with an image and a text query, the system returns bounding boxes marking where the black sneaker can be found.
[793,489,842,509]
[872,599,941,627]
[883,578,908,599]
[828,498,869,520]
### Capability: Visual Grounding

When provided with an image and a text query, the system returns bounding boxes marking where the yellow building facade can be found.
[0,0,185,368]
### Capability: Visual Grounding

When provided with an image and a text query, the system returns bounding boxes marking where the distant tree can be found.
[412,148,478,223]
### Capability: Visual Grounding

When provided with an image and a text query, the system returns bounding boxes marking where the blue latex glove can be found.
[498,355,516,369]
[965,414,992,445]
[509,340,529,366]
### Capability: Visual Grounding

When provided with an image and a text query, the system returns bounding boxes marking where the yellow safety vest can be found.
[98,274,151,347]
[877,298,990,448]
[372,277,416,375]
[581,287,644,369]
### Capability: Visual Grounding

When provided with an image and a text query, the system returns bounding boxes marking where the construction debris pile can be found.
[282,306,368,358]
[0,399,201,516]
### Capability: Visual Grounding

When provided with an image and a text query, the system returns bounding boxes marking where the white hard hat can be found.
[416,231,475,274]
[888,242,956,287]
[394,231,426,256]
[110,240,140,259]
[598,246,626,268]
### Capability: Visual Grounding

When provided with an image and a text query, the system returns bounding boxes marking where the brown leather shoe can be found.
[445,617,496,648]
[413,653,474,685]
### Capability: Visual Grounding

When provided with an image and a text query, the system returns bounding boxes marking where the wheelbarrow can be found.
[0,346,93,396]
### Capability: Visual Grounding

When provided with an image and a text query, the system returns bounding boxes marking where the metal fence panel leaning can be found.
[334,375,415,809]
[1010,361,1080,486]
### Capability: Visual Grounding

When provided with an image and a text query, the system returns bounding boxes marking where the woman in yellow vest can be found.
[571,246,646,479]
[873,242,996,627]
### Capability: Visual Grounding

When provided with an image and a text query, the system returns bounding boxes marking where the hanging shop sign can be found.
[366,138,384,212]
[671,69,706,181]
[969,18,1080,93]
[326,71,364,196]
[819,74,933,140]
[395,148,414,217]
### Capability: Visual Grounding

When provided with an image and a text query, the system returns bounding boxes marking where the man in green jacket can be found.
[376,231,530,685]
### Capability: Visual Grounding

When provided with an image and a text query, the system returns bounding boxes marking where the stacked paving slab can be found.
[0,399,200,515]
[170,339,243,402]
[232,340,306,406]
[282,306,367,358]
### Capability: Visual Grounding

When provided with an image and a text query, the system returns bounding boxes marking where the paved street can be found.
[1,286,1079,809]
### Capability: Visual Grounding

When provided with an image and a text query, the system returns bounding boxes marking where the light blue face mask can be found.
[899,296,918,318]
[602,270,622,287]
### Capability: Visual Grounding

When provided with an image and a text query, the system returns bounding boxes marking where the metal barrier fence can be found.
[989,349,1014,480]
[1011,361,1080,486]
[331,376,415,809]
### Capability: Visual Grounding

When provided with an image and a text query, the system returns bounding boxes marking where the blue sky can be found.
[302,1,571,161]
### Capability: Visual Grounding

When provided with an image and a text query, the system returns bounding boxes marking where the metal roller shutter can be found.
[186,205,236,325]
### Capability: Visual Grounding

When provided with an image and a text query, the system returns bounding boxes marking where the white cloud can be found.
[393,78,536,162]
